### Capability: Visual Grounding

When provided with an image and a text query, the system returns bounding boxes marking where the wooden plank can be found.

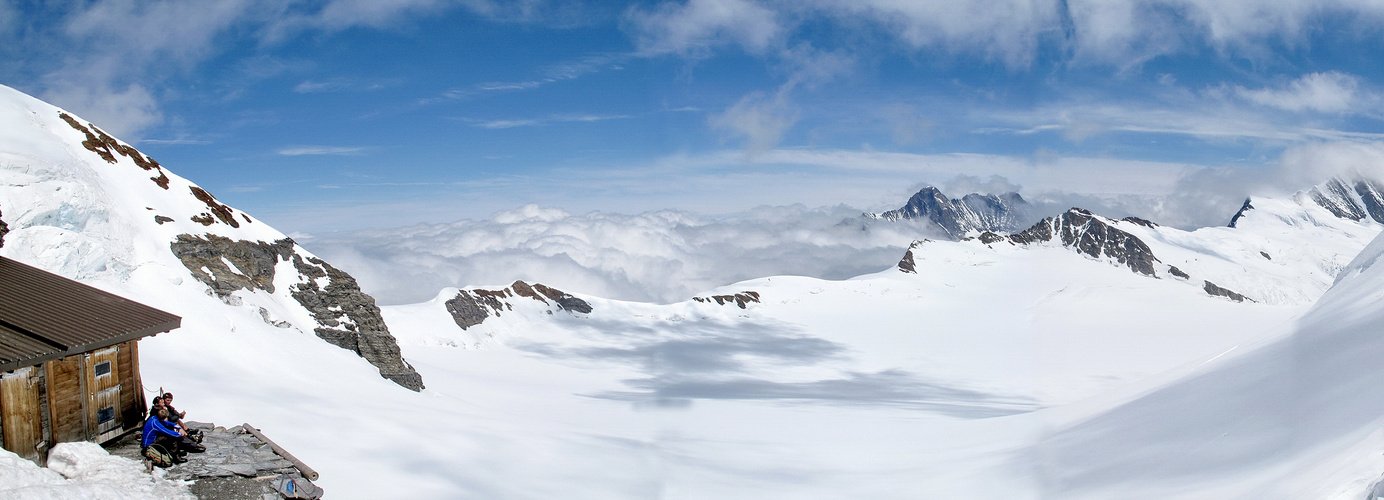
[117,341,141,432]
[87,346,121,441]
[117,341,136,414]
[131,341,145,417]
[1,367,43,462]
[79,352,90,440]
[45,355,84,443]
[244,423,319,481]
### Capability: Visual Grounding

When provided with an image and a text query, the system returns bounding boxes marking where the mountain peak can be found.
[869,185,1036,238]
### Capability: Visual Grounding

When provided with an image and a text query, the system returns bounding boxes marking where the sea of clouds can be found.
[304,203,949,305]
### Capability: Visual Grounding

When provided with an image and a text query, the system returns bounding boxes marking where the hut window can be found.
[94,360,111,377]
[98,406,115,424]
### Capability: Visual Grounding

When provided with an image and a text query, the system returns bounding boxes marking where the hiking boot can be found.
[172,455,188,464]
[188,443,206,453]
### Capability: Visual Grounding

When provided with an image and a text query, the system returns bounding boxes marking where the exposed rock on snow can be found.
[1007,208,1160,277]
[868,186,1035,238]
[445,280,592,330]
[692,291,761,308]
[897,243,919,274]
[0,206,7,247]
[170,234,423,390]
[288,255,424,391]
[171,235,293,296]
[1202,280,1250,302]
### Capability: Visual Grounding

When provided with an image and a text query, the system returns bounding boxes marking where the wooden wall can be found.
[2,340,146,463]
[1,366,44,461]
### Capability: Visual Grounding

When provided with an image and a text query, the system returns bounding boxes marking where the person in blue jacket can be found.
[143,397,204,462]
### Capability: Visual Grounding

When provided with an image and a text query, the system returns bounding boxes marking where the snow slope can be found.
[1034,231,1384,499]
[3,79,1384,499]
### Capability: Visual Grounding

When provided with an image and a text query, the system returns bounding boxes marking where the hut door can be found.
[1,367,44,462]
[86,347,122,443]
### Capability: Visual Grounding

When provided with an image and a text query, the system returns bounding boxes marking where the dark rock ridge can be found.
[897,242,920,274]
[1232,177,1384,228]
[692,291,761,309]
[58,110,250,229]
[58,112,171,190]
[1228,198,1254,228]
[445,280,593,330]
[1203,281,1250,302]
[869,186,1035,239]
[0,206,7,247]
[1003,208,1161,277]
[171,234,423,391]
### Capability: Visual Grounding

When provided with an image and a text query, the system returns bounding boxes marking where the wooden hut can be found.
[0,256,180,463]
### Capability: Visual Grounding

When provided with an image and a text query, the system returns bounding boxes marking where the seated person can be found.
[141,407,190,464]
[160,392,201,441]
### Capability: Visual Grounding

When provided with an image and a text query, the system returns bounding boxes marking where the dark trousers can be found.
[151,434,198,455]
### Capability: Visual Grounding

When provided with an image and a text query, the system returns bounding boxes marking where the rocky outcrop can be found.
[693,291,761,309]
[171,235,293,296]
[869,187,1035,239]
[0,206,8,247]
[1228,198,1254,228]
[1309,178,1368,221]
[897,244,918,274]
[1353,178,1384,223]
[288,255,424,391]
[1008,208,1160,276]
[58,112,171,190]
[445,280,592,330]
[1203,281,1250,302]
[170,234,423,391]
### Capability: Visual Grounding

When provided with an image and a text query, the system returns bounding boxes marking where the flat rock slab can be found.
[104,420,323,499]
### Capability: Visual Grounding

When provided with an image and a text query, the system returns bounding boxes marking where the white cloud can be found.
[306,203,942,305]
[625,0,782,56]
[1235,72,1366,113]
[470,114,632,129]
[41,83,162,140]
[423,53,625,104]
[813,0,1062,68]
[709,90,799,157]
[139,138,212,145]
[277,146,368,156]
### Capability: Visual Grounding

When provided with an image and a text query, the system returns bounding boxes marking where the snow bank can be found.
[0,442,192,500]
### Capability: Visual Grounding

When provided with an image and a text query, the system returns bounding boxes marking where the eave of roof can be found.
[0,256,181,373]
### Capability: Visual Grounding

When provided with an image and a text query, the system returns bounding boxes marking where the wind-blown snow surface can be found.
[3,78,1384,499]
[1034,232,1384,500]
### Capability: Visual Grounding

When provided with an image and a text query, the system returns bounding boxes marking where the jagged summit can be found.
[1231,176,1384,228]
[868,186,1035,238]
[0,84,423,390]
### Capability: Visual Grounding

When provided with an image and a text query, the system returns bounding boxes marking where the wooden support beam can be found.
[243,423,319,481]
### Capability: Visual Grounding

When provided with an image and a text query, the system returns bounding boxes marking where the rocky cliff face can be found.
[869,187,1035,238]
[692,291,761,309]
[1006,208,1161,277]
[445,280,592,330]
[0,206,7,247]
[171,234,424,391]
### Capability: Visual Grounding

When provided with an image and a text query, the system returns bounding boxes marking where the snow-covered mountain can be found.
[6,80,1384,499]
[0,84,422,391]
[866,186,1037,238]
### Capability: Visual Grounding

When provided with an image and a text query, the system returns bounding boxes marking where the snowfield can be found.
[3,82,1384,498]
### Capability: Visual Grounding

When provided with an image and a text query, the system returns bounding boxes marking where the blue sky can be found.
[5,0,1384,233]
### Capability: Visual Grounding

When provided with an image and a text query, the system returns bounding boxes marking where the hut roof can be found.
[0,256,180,372]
